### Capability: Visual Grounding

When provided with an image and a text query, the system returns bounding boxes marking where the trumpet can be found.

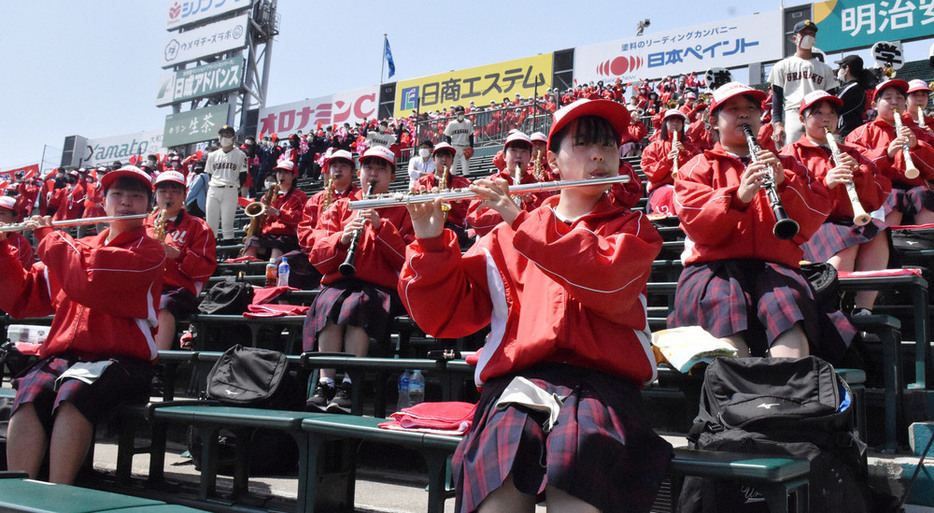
[893,108,920,179]
[671,130,680,179]
[349,175,631,210]
[742,123,800,240]
[0,213,149,233]
[824,127,870,226]
[338,181,377,277]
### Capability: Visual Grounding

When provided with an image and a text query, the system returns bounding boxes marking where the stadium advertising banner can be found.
[155,56,244,106]
[161,14,248,68]
[257,86,379,137]
[393,54,553,114]
[574,11,783,84]
[813,0,934,53]
[83,130,168,167]
[166,0,252,30]
[163,104,229,147]
[0,164,39,181]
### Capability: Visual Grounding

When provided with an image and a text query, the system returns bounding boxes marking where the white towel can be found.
[495,376,563,433]
[54,361,114,391]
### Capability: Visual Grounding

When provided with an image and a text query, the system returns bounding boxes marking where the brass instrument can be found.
[338,181,377,277]
[349,175,631,210]
[668,99,680,109]
[242,183,280,250]
[824,127,871,226]
[532,149,543,181]
[152,201,172,241]
[0,213,149,233]
[438,164,451,213]
[742,124,800,240]
[513,163,526,208]
[321,176,335,212]
[671,130,680,179]
[893,108,921,179]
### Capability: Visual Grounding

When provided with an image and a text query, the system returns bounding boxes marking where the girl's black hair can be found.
[105,176,153,207]
[549,115,620,152]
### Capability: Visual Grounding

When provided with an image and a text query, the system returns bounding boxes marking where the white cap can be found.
[154,171,186,188]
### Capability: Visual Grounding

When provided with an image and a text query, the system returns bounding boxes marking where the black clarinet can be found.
[338,182,376,277]
[742,124,800,240]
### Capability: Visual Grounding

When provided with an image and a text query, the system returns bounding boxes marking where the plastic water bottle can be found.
[277,258,290,287]
[408,370,425,406]
[397,370,411,410]
[264,259,277,287]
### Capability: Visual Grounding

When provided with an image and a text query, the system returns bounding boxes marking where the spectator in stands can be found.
[146,171,217,350]
[905,79,934,135]
[52,170,86,222]
[686,102,714,150]
[783,91,890,316]
[304,146,413,414]
[529,131,555,180]
[366,120,396,149]
[400,98,672,513]
[413,142,473,246]
[768,20,838,148]
[185,162,208,219]
[641,109,700,215]
[241,135,261,196]
[835,55,872,138]
[0,165,164,485]
[407,140,436,187]
[670,82,847,361]
[0,195,34,270]
[847,79,934,226]
[298,149,359,254]
[243,160,308,262]
[443,105,474,176]
[204,125,248,243]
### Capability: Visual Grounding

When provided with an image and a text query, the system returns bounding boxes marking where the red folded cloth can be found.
[377,401,476,435]
[890,224,934,230]
[243,303,309,318]
[14,342,42,356]
[223,256,264,263]
[252,285,298,304]
[838,269,923,278]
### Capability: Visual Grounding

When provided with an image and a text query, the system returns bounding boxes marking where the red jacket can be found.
[400,194,662,386]
[262,187,308,236]
[641,133,701,193]
[901,110,934,137]
[414,173,473,228]
[781,136,890,221]
[674,143,831,267]
[52,182,86,221]
[466,169,551,237]
[0,226,165,362]
[6,232,34,270]
[845,119,934,187]
[310,192,413,289]
[146,210,217,295]
[686,118,714,151]
[297,184,358,253]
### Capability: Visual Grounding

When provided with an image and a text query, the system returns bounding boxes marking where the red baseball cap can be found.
[432,142,457,157]
[662,109,688,122]
[547,99,631,151]
[100,165,153,192]
[0,196,16,212]
[875,79,910,97]
[325,149,355,166]
[798,90,843,114]
[273,160,296,174]
[504,131,532,150]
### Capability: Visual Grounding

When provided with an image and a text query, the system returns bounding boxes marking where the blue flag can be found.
[384,37,396,79]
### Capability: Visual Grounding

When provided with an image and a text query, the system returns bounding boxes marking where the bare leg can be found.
[546,485,601,513]
[269,248,284,262]
[828,245,857,273]
[6,403,48,478]
[316,321,344,381]
[915,207,934,225]
[344,326,370,357]
[48,401,94,485]
[854,234,890,310]
[885,210,903,227]
[155,309,177,351]
[769,324,809,358]
[244,245,259,258]
[478,474,536,513]
[722,333,750,357]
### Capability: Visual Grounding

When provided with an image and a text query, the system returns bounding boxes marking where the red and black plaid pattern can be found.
[452,364,672,513]
[12,355,152,434]
[245,234,300,254]
[302,278,401,351]
[801,218,885,263]
[891,184,934,218]
[668,260,853,360]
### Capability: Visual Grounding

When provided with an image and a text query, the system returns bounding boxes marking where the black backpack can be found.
[198,279,254,315]
[188,345,305,475]
[678,356,896,513]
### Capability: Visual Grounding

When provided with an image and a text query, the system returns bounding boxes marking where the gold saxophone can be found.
[439,164,451,214]
[242,183,279,248]
[152,201,171,241]
[532,149,543,181]
[321,176,335,212]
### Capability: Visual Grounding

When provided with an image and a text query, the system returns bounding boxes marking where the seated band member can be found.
[641,109,700,215]
[298,149,359,254]
[413,142,473,246]
[0,195,34,270]
[243,160,308,262]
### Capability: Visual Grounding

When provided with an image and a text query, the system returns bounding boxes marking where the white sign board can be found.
[256,87,380,137]
[83,130,168,167]
[574,11,784,84]
[161,14,248,68]
[872,40,905,69]
[166,0,252,30]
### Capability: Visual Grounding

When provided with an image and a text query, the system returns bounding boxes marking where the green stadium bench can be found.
[188,313,305,352]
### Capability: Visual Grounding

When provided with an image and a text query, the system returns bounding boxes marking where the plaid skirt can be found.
[12,354,153,434]
[801,218,885,263]
[453,364,673,513]
[668,260,854,362]
[302,278,402,351]
[245,233,300,253]
[889,184,934,218]
[160,286,199,320]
